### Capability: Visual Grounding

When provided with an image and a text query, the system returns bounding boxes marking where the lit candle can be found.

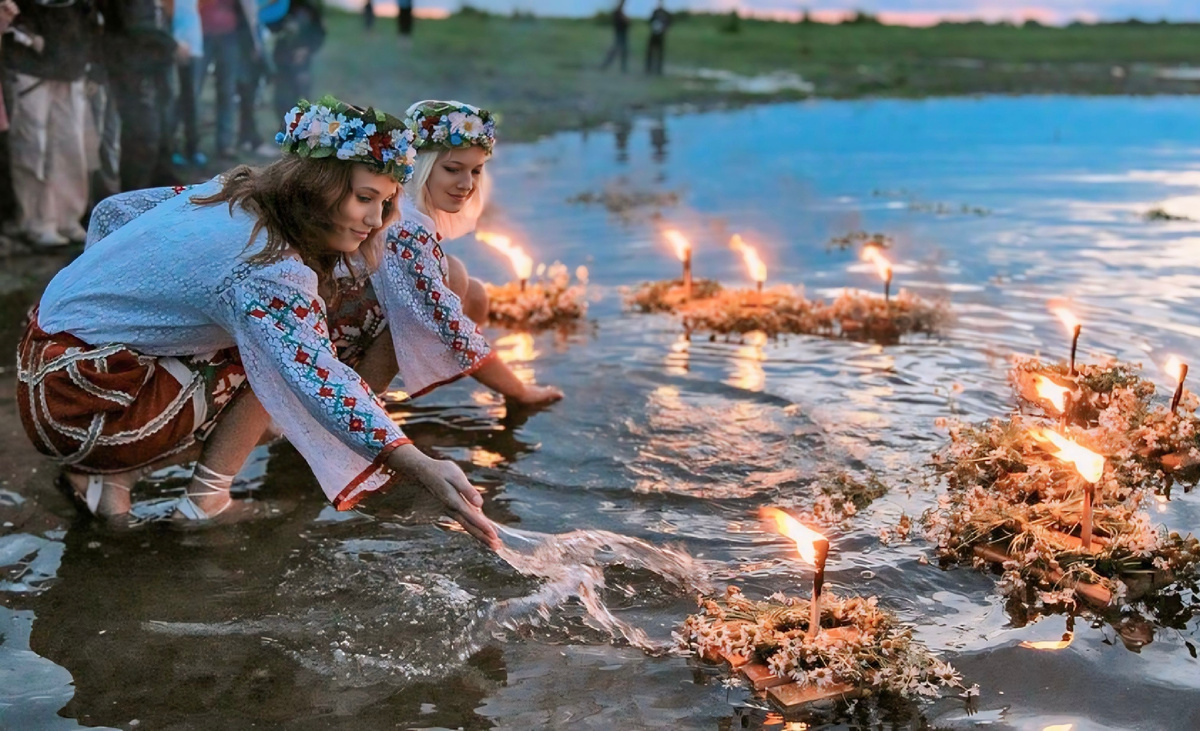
[762,507,830,638]
[1051,306,1082,376]
[477,230,534,291]
[1165,355,1189,415]
[663,229,693,300]
[1034,429,1106,550]
[729,234,767,300]
[861,245,893,303]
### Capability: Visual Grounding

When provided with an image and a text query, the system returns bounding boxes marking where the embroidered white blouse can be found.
[38,181,408,509]
[368,196,493,397]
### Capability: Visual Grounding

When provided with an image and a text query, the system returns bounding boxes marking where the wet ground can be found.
[4,96,1200,729]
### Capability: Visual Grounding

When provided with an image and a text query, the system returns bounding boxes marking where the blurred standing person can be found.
[6,0,93,246]
[270,0,323,118]
[645,0,670,76]
[0,0,20,231]
[235,2,267,155]
[598,0,627,73]
[200,0,259,159]
[172,0,208,167]
[98,0,180,191]
[397,0,412,42]
[362,0,372,31]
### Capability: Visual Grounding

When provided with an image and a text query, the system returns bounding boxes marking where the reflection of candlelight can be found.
[477,230,534,291]
[1033,428,1106,550]
[729,234,767,294]
[762,507,829,638]
[1020,632,1074,651]
[1165,355,1189,414]
[861,245,893,302]
[1051,306,1082,375]
[664,229,693,300]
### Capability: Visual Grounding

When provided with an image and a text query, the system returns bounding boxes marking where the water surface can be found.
[4,96,1200,730]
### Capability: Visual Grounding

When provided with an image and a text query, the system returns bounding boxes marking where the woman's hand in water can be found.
[508,383,564,406]
[389,444,500,549]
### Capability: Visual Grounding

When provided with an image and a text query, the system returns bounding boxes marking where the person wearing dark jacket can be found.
[269,0,324,118]
[97,0,179,191]
[599,0,628,73]
[645,0,670,76]
[5,0,95,246]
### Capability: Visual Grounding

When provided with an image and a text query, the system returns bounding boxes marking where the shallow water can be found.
[4,96,1200,729]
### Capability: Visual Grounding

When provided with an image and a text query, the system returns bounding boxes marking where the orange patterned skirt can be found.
[16,309,246,474]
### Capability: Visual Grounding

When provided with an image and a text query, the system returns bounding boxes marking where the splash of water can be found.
[491,525,710,654]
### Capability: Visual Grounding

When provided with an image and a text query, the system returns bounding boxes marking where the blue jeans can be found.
[202,32,243,153]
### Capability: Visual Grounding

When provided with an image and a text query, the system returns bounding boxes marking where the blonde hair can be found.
[406,148,492,241]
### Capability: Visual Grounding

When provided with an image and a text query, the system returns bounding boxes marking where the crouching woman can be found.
[16,97,497,547]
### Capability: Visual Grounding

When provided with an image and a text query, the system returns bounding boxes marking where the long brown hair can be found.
[194,155,396,293]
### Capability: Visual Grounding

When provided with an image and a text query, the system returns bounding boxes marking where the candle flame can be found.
[663,229,691,262]
[477,230,533,281]
[730,234,767,284]
[575,265,589,285]
[1020,632,1074,651]
[1033,375,1071,414]
[1166,355,1186,383]
[1051,306,1081,334]
[761,507,827,566]
[1032,429,1106,484]
[861,245,892,282]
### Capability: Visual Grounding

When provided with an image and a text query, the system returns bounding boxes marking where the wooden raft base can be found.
[973,530,1175,608]
[711,625,868,710]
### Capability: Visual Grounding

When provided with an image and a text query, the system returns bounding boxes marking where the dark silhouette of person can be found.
[599,0,629,73]
[398,0,414,39]
[363,0,374,31]
[646,0,671,76]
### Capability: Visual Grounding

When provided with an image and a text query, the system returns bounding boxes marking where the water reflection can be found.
[9,96,1200,728]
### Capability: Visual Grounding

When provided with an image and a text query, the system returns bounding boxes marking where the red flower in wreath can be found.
[367,131,390,160]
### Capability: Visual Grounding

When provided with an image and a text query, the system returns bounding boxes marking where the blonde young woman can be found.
[17,97,497,547]
[328,99,562,407]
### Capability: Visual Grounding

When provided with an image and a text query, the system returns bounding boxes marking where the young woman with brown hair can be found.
[16,96,498,547]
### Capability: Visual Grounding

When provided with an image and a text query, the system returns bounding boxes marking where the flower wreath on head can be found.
[405,100,498,154]
[276,95,418,183]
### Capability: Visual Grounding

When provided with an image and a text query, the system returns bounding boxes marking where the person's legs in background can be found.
[46,78,89,241]
[205,32,239,158]
[236,28,263,153]
[9,72,65,246]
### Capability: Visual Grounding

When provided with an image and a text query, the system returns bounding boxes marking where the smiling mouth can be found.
[351,230,370,239]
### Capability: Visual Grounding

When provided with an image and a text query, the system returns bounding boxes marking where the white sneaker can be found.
[28,228,70,247]
[59,223,88,243]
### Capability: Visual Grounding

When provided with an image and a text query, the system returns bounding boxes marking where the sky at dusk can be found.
[359,0,1200,25]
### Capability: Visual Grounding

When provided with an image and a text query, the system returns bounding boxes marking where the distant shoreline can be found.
[315,11,1200,141]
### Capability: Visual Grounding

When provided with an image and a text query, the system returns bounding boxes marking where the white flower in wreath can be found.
[459,114,484,138]
[446,111,470,134]
[431,124,449,142]
[335,143,356,160]
[353,138,371,156]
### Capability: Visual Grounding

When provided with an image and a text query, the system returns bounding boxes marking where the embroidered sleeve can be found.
[226,273,407,463]
[85,185,199,249]
[370,219,494,398]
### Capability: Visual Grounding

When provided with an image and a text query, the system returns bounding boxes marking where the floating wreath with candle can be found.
[484,261,588,331]
[475,230,588,331]
[1010,355,1200,491]
[678,587,977,710]
[625,232,951,342]
[926,361,1200,610]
